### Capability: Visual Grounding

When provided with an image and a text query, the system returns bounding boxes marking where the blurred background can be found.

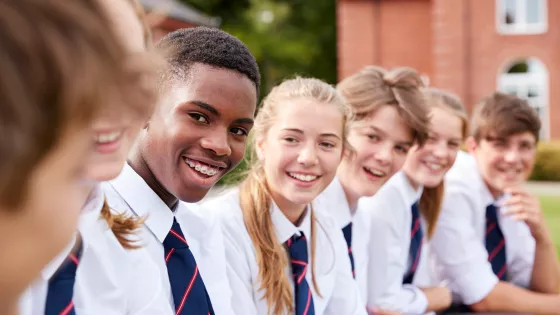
[140,0,559,255]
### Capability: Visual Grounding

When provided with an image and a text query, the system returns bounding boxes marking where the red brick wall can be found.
[337,0,560,139]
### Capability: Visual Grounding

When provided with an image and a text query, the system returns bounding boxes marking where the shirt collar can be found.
[318,177,352,226]
[397,170,424,206]
[271,200,312,244]
[109,163,174,243]
[40,233,77,280]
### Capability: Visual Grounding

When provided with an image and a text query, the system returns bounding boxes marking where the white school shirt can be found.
[430,151,536,305]
[103,164,232,315]
[315,177,370,303]
[202,189,367,315]
[19,185,173,315]
[358,171,429,314]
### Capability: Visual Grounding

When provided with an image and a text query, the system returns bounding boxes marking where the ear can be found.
[255,136,266,161]
[465,136,478,154]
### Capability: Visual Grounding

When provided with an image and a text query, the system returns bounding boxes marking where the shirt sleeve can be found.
[430,179,499,305]
[363,195,428,314]
[324,226,367,315]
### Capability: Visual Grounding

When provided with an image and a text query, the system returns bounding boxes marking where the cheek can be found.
[392,154,408,173]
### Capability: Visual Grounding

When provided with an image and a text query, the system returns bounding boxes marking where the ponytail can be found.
[419,182,444,239]
[99,199,145,249]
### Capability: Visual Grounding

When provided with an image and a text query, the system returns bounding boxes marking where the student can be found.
[103,27,260,315]
[18,0,173,314]
[0,0,145,314]
[430,92,560,314]
[202,77,366,315]
[359,88,468,314]
[315,66,430,308]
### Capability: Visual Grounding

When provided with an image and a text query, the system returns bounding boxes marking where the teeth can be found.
[96,131,121,144]
[184,158,219,176]
[289,173,318,182]
[426,162,443,171]
[365,168,385,177]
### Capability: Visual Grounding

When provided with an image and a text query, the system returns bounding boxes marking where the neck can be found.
[271,192,307,226]
[128,152,178,209]
[0,292,19,315]
[484,179,504,200]
[337,164,359,212]
[403,169,420,191]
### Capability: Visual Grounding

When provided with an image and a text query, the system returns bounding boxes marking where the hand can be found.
[501,187,550,241]
[366,307,401,315]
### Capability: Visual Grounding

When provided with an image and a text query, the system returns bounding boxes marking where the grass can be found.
[540,195,560,258]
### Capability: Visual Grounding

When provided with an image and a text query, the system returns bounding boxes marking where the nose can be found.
[432,141,448,159]
[374,142,393,166]
[503,147,521,164]
[297,142,319,166]
[200,128,232,157]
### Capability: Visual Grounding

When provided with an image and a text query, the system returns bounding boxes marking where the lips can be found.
[364,166,386,178]
[288,172,319,182]
[183,157,226,177]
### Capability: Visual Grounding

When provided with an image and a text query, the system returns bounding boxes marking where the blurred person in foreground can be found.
[0,0,160,314]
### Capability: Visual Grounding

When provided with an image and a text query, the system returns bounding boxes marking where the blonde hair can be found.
[420,88,468,238]
[239,77,350,315]
[336,66,430,145]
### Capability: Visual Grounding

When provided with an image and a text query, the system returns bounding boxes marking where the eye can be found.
[448,141,460,149]
[189,113,208,124]
[230,127,248,136]
[368,134,380,141]
[320,142,335,149]
[283,137,298,143]
[427,135,438,143]
[395,145,408,154]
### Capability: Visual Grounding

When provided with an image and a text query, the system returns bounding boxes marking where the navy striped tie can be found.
[341,222,356,278]
[485,204,508,280]
[163,218,214,315]
[403,201,423,284]
[45,241,82,315]
[286,232,315,315]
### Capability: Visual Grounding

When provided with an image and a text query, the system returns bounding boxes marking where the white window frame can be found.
[496,0,548,35]
[497,58,549,140]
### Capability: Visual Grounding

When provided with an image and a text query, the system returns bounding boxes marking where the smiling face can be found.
[139,63,257,203]
[468,132,536,197]
[257,98,344,210]
[337,105,413,205]
[404,107,464,188]
[86,0,150,181]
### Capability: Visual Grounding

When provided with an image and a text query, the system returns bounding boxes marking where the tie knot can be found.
[164,218,189,249]
[486,203,499,221]
[286,232,309,267]
[411,201,420,218]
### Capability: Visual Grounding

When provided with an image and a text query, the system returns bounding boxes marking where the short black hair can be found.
[157,27,260,95]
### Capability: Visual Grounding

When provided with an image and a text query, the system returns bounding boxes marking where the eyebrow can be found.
[282,128,341,140]
[191,100,254,125]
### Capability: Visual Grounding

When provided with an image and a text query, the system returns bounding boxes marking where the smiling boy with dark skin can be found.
[103,27,260,315]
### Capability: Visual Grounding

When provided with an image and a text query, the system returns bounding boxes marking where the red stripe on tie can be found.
[68,253,79,265]
[60,301,74,315]
[348,247,352,254]
[291,259,307,267]
[176,265,199,315]
[411,244,422,272]
[297,264,307,284]
[410,219,420,238]
[287,239,292,247]
[165,248,175,263]
[170,229,188,245]
[497,264,507,279]
[488,239,505,261]
[303,288,312,315]
[486,222,496,236]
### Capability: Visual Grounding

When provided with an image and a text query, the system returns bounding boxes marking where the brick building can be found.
[337,0,560,140]
[140,0,220,42]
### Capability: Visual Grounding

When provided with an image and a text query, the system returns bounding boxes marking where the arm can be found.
[363,197,428,314]
[502,188,560,293]
[470,281,560,314]
[324,227,367,315]
[419,286,452,312]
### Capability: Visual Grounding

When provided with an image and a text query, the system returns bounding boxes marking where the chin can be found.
[86,163,124,182]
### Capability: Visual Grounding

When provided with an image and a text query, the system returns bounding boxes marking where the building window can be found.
[496,0,547,34]
[497,57,549,140]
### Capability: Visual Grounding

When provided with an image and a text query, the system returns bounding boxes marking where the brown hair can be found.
[240,77,350,314]
[336,66,430,145]
[0,0,158,210]
[97,0,158,249]
[470,92,541,142]
[420,88,468,238]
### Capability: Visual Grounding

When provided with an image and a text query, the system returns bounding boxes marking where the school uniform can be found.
[314,177,370,303]
[202,189,367,315]
[103,163,232,315]
[358,170,430,314]
[430,151,536,307]
[19,185,173,315]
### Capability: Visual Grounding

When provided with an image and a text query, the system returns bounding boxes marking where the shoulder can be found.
[199,189,248,243]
